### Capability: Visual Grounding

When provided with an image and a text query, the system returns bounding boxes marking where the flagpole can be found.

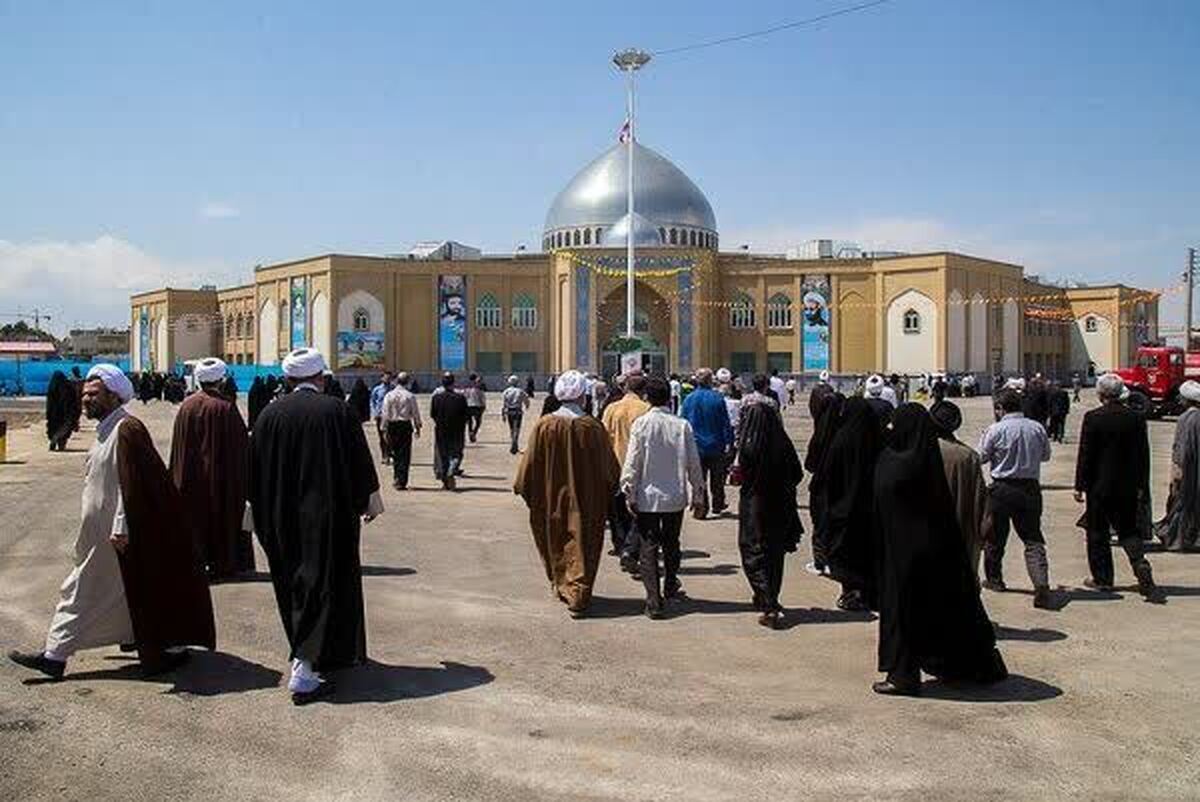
[613,49,651,340]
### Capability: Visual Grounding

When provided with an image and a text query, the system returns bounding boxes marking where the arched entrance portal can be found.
[598,282,671,376]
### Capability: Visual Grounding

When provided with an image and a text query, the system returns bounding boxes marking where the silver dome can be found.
[544,142,717,234]
[599,212,662,248]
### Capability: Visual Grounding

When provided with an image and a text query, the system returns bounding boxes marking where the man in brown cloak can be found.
[10,364,215,681]
[169,357,254,581]
[930,400,992,581]
[514,370,620,617]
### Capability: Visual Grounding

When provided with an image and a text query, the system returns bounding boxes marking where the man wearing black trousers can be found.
[381,372,421,490]
[1074,373,1163,601]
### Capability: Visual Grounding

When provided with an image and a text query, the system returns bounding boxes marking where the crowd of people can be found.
[12,352,1200,703]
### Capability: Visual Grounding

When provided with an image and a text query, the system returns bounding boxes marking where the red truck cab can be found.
[1116,344,1200,416]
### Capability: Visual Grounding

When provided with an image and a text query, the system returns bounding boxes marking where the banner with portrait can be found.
[336,331,386,370]
[801,275,831,373]
[289,277,308,350]
[139,308,151,371]
[438,275,466,370]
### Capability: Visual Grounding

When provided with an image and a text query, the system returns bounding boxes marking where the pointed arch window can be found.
[353,307,371,332]
[669,228,678,245]
[583,227,592,245]
[729,292,756,329]
[476,293,502,329]
[766,292,793,329]
[903,309,921,334]
[512,292,538,330]
[1085,316,1098,333]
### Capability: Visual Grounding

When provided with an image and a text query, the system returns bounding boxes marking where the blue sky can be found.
[1,0,1197,334]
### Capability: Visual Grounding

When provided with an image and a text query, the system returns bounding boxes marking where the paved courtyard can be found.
[1,391,1198,801]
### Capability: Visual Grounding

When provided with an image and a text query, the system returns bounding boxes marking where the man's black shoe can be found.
[141,650,190,678]
[291,680,336,706]
[8,650,65,681]
[872,679,921,697]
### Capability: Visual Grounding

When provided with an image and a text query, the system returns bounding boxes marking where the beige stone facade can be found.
[129,248,1160,383]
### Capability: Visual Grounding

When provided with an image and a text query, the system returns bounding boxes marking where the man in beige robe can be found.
[930,400,992,581]
[10,364,214,681]
[601,373,650,570]
[514,370,620,617]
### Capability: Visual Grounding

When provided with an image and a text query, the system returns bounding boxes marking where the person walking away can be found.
[768,368,786,406]
[249,348,383,704]
[1074,374,1163,600]
[10,365,215,681]
[370,371,393,464]
[785,376,797,406]
[169,358,254,581]
[431,372,469,489]
[514,371,620,618]
[737,400,804,628]
[681,368,735,518]
[381,372,422,489]
[929,400,991,582]
[601,374,650,571]
[45,370,80,451]
[464,373,486,443]
[821,397,883,610]
[1047,382,1070,443]
[525,375,536,398]
[1022,376,1050,429]
[1155,380,1200,551]
[805,389,845,576]
[864,374,893,424]
[742,374,779,410]
[1072,372,1082,402]
[979,389,1054,609]
[620,377,705,618]
[501,374,531,455]
[872,403,1008,697]
[347,378,371,425]
[669,374,681,414]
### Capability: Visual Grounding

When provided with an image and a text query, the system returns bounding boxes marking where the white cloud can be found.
[200,202,240,220]
[0,235,237,334]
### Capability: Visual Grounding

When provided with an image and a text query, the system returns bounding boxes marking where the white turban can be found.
[508,374,519,386]
[86,363,134,403]
[282,347,327,379]
[1004,377,1027,392]
[194,357,227,384]
[1181,380,1200,403]
[715,367,732,384]
[818,370,830,383]
[865,374,885,396]
[554,369,588,402]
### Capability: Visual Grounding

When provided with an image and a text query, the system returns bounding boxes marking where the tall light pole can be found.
[613,48,651,338]
[1187,247,1197,350]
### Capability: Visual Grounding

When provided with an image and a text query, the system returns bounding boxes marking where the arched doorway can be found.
[598,282,671,376]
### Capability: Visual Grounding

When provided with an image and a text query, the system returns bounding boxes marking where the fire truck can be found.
[1114,343,1200,417]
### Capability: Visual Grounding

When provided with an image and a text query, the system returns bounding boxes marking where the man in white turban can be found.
[1156,380,1200,551]
[169,357,253,581]
[250,347,384,703]
[10,364,215,680]
[864,374,893,423]
[515,368,620,617]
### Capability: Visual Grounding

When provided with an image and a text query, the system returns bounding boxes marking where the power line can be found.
[651,0,894,57]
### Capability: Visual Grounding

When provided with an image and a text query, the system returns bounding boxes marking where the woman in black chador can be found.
[872,403,1008,696]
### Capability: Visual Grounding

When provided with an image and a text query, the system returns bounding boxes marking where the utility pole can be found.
[1188,248,1198,350]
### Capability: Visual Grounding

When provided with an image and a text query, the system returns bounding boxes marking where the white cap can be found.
[194,357,227,384]
[282,348,327,379]
[554,369,588,401]
[819,370,830,383]
[85,363,134,403]
[1004,377,1027,392]
[715,367,732,384]
[865,374,885,396]
[1181,380,1200,403]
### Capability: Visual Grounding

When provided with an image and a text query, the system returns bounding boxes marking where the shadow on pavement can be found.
[994,624,1068,643]
[321,659,494,704]
[777,607,877,627]
[679,550,711,560]
[361,565,418,578]
[26,650,282,696]
[677,563,740,577]
[920,673,1063,703]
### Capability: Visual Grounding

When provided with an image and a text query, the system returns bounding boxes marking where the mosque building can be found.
[129,140,1159,382]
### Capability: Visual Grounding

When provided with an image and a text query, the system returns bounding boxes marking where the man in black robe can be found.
[1022,375,1050,428]
[821,397,883,611]
[45,370,80,451]
[430,372,469,490]
[250,348,383,704]
[804,389,844,575]
[323,371,346,400]
[873,403,1008,696]
[247,376,268,430]
[1047,382,1070,443]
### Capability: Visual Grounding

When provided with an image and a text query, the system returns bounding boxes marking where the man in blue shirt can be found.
[369,371,394,465]
[682,368,735,517]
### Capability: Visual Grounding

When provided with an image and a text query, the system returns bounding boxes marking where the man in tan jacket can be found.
[930,400,992,582]
[601,373,650,572]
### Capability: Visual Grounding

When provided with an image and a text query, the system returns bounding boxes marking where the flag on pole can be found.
[617,117,632,143]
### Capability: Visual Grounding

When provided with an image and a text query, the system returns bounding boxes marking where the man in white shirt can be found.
[620,376,705,618]
[500,374,530,454]
[381,372,422,489]
[769,369,787,406]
